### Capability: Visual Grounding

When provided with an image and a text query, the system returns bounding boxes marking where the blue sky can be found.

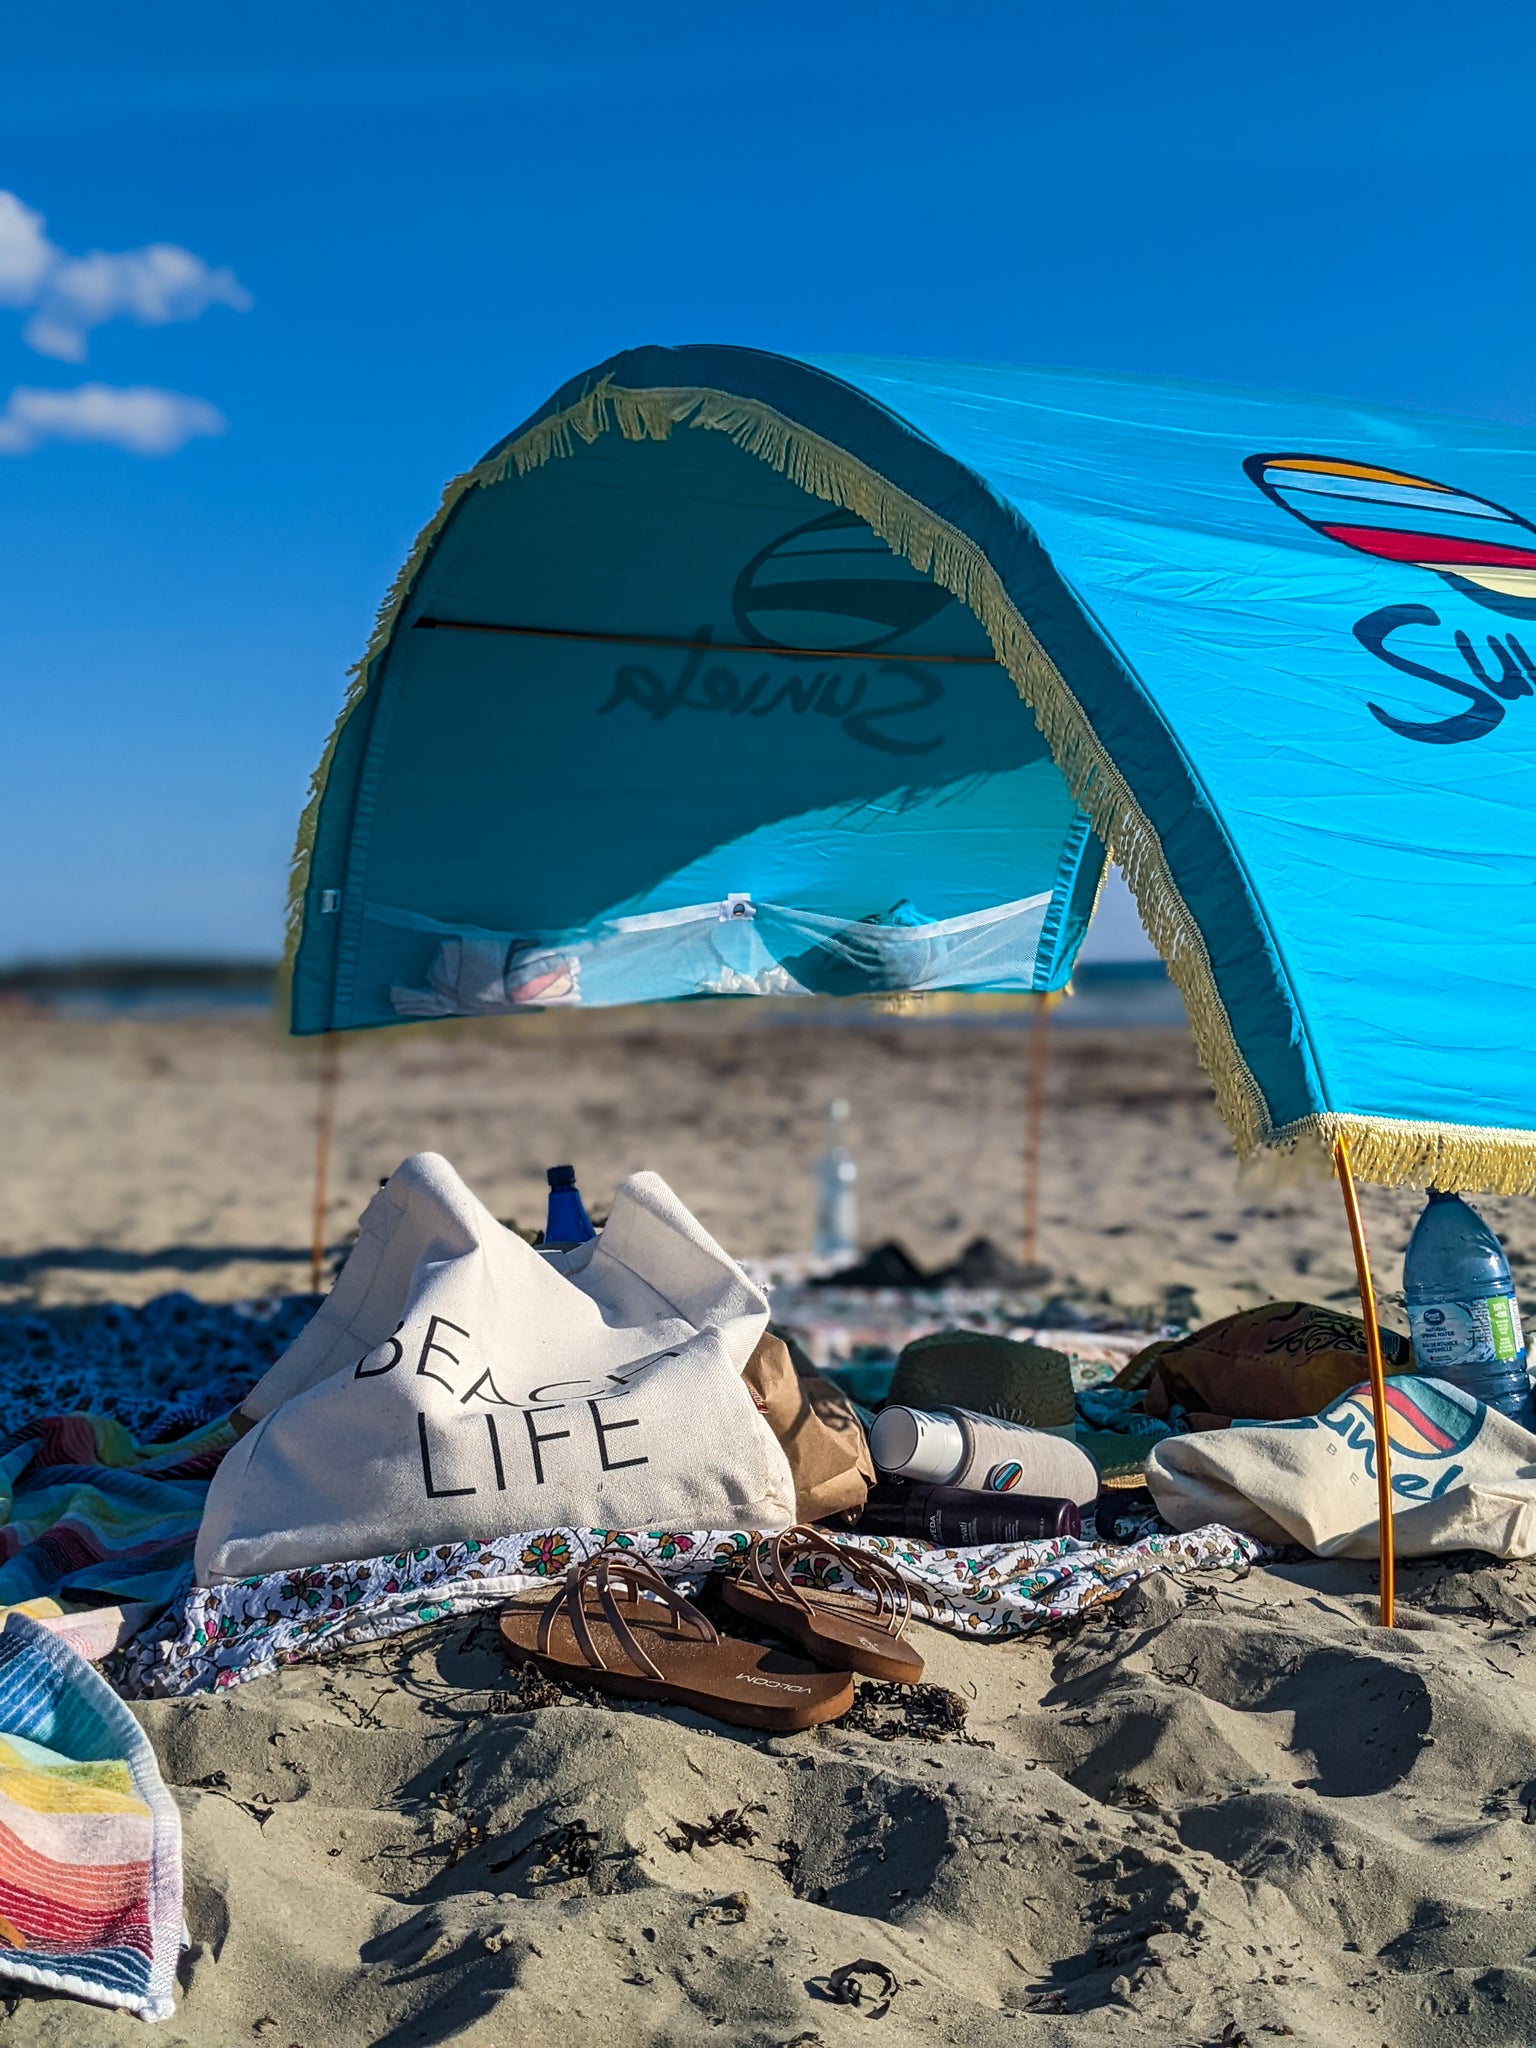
[4,1,1534,964]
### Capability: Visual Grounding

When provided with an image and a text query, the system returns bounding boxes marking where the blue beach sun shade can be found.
[288,346,1536,1192]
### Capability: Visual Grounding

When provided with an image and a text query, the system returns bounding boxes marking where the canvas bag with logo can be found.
[195,1153,795,1582]
[1147,1375,1536,1559]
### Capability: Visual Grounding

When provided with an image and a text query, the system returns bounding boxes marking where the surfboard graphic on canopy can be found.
[287,345,1536,1197]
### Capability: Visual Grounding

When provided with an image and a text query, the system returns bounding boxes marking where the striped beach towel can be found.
[0,1614,182,2020]
[0,1411,234,1612]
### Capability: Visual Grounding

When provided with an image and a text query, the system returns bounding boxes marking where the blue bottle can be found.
[544,1165,595,1249]
[1403,1189,1532,1425]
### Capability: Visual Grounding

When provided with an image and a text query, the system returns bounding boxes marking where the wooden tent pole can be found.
[1023,994,1052,1270]
[1333,1133,1395,1627]
[309,1032,342,1295]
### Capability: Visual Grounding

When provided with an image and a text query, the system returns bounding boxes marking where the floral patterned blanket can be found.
[116,1521,1264,1698]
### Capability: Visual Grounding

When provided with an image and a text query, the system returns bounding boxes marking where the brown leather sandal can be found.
[497,1551,854,1732]
[722,1527,925,1684]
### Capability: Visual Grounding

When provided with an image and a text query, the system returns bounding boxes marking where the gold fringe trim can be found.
[283,450,518,976]
[1262,1113,1536,1197]
[290,375,1536,1193]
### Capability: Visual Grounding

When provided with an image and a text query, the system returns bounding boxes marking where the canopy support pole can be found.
[1333,1134,1395,1627]
[309,1032,341,1295]
[1023,995,1052,1271]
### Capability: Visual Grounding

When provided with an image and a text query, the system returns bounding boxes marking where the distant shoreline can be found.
[0,956,1182,1026]
[0,956,1167,990]
[0,958,278,993]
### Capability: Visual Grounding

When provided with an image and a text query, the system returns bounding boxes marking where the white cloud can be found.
[24,244,252,363]
[0,191,56,306]
[0,190,250,360]
[0,383,226,456]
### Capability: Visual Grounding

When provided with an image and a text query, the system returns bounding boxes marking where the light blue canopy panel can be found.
[289,347,1536,1192]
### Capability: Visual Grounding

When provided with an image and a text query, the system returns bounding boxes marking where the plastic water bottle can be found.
[1403,1189,1532,1425]
[813,1100,858,1262]
[544,1164,595,1249]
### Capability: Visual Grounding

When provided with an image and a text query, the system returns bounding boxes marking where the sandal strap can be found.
[745,1526,914,1641]
[535,1551,718,1681]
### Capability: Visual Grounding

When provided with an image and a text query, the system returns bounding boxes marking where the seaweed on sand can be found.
[842,1680,988,1745]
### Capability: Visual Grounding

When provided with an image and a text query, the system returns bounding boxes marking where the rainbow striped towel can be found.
[0,1613,181,2021]
[0,1410,234,1612]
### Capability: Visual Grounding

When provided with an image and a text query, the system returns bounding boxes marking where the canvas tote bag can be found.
[196,1153,795,1582]
[1148,1375,1536,1559]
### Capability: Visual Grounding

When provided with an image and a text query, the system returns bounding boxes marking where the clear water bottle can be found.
[813,1099,858,1263]
[544,1164,595,1248]
[1403,1189,1532,1425]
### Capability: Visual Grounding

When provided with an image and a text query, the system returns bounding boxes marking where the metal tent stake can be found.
[1023,994,1053,1270]
[309,1032,342,1295]
[1333,1133,1395,1627]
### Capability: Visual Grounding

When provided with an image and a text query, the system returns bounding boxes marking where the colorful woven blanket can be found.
[118,1519,1264,1697]
[0,1412,234,1614]
[0,1614,182,2020]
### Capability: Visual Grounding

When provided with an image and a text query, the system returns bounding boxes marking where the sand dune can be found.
[6,1552,1535,2046]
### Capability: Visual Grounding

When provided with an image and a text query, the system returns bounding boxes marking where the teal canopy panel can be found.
[289,346,1536,1192]
[290,377,1105,1032]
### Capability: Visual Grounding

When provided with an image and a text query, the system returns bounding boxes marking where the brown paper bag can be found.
[743,1330,875,1524]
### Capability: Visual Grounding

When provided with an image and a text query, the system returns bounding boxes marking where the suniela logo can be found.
[731,508,956,652]
[1245,453,1536,744]
[597,511,959,755]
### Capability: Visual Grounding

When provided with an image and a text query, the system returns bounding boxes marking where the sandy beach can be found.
[8,1550,1536,2047]
[6,1008,1536,2046]
[9,1005,1528,1330]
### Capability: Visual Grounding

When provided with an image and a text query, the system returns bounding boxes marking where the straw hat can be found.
[891,1329,1077,1428]
[889,1329,1152,1489]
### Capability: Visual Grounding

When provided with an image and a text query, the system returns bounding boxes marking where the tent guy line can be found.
[413,616,1002,664]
